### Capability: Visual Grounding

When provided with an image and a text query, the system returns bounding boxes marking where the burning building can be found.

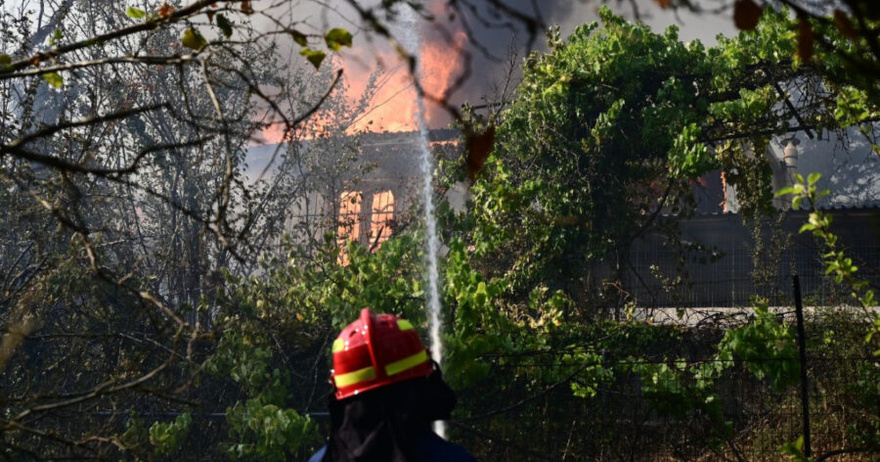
[246,129,461,256]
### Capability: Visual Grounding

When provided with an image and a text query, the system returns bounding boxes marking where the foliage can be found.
[1,0,879,460]
[650,0,880,123]
[442,238,513,388]
[224,401,314,461]
[610,302,798,453]
[457,7,849,322]
[774,173,880,458]
[0,0,392,457]
[780,436,810,462]
[777,173,880,364]
[444,8,878,459]
[715,304,800,392]
[200,231,437,458]
[777,173,877,314]
[150,413,192,456]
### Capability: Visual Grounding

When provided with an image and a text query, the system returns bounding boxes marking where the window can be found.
[337,190,362,245]
[369,190,395,250]
[337,190,395,263]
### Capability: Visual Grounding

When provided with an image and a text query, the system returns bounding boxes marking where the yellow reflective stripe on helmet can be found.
[334,366,376,388]
[397,319,414,331]
[385,350,429,377]
[332,338,345,353]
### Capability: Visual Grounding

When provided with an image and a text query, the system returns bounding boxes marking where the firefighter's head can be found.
[330,308,434,400]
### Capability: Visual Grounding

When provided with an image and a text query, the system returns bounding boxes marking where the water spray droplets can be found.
[397,5,446,439]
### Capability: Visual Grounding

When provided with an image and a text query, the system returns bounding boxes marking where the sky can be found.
[413,0,738,118]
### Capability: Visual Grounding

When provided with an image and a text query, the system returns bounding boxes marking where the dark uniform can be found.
[308,428,475,462]
[309,309,476,462]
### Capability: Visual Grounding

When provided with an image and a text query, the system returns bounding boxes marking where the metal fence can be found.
[627,209,880,309]
[451,305,879,461]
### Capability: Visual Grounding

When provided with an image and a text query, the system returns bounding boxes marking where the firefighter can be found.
[308,308,475,462]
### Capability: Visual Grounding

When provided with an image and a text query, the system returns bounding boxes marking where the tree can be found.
[0,0,370,458]
[645,0,880,142]
[456,7,847,320]
[437,7,880,460]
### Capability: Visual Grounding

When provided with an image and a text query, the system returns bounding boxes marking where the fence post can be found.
[792,274,811,458]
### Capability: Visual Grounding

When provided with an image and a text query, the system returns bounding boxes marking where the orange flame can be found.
[260,120,288,145]
[419,29,468,127]
[347,55,420,133]
[338,0,467,134]
[258,0,468,143]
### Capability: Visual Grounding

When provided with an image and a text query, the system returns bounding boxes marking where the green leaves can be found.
[324,28,352,51]
[780,436,809,462]
[778,172,878,312]
[225,400,316,461]
[181,28,208,51]
[149,413,191,455]
[299,48,326,69]
[467,6,742,314]
[717,304,800,392]
[290,29,307,46]
[775,172,826,211]
[668,123,717,177]
[216,14,233,39]
[48,28,63,46]
[0,54,12,71]
[125,6,146,20]
[834,86,872,126]
[295,28,352,68]
[41,72,64,89]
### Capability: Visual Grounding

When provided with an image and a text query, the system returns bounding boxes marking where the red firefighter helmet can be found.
[330,308,434,400]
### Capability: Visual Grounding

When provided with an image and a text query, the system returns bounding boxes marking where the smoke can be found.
[416,0,587,127]
[255,1,599,138]
[411,0,735,125]
[336,0,474,133]
[259,0,735,140]
[326,0,592,133]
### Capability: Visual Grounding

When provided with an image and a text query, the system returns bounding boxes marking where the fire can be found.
[343,0,467,134]
[336,189,396,264]
[346,56,420,133]
[336,2,470,134]
[345,28,467,135]
[258,0,468,142]
[260,121,288,145]
[419,29,468,126]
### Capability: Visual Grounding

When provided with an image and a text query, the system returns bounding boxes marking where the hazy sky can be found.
[444,0,739,113]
